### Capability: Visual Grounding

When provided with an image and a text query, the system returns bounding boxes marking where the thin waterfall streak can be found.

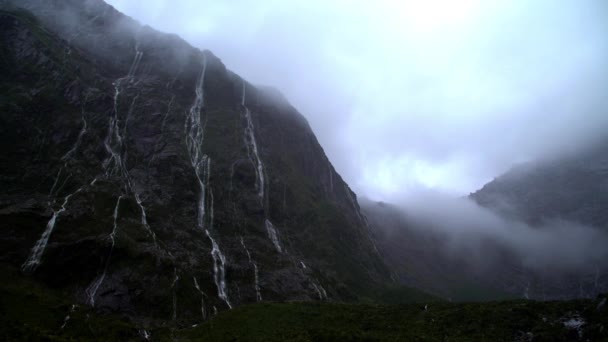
[193,277,207,320]
[185,55,208,231]
[264,219,282,253]
[240,236,262,301]
[206,229,232,309]
[48,167,63,198]
[22,188,83,272]
[135,193,157,245]
[241,81,265,200]
[85,195,122,307]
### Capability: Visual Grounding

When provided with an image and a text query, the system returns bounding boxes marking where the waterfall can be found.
[85,195,123,306]
[21,187,83,272]
[193,277,207,320]
[240,236,262,301]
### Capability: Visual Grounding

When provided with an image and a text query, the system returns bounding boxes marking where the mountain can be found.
[363,141,608,301]
[0,0,396,325]
[361,199,519,301]
[471,140,608,230]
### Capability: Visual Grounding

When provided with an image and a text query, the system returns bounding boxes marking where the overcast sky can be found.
[106,0,608,201]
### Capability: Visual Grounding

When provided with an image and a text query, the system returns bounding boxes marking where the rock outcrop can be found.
[0,0,390,324]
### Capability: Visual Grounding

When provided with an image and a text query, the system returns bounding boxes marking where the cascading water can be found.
[22,187,83,272]
[184,54,232,309]
[101,48,158,244]
[264,219,282,253]
[22,96,91,272]
[60,304,77,330]
[241,80,284,253]
[311,282,327,300]
[241,82,265,200]
[184,55,208,230]
[193,277,207,320]
[240,236,262,301]
[206,229,231,308]
[135,193,157,246]
[85,195,122,306]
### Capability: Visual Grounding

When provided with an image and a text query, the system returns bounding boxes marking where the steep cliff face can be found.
[0,0,390,324]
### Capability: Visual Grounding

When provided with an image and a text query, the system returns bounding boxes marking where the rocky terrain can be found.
[1,0,607,340]
[0,0,392,327]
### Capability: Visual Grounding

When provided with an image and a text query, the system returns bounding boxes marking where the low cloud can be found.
[384,189,608,274]
[106,0,608,199]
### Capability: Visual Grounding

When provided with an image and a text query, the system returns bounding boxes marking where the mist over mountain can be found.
[1,0,607,340]
[363,140,608,301]
[106,0,608,197]
[1,0,393,322]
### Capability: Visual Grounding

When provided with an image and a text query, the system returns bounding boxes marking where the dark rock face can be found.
[0,0,390,324]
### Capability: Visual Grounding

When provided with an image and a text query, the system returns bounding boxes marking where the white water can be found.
[264,219,282,253]
[241,81,265,200]
[22,187,83,272]
[193,277,208,320]
[103,45,143,177]
[60,304,77,330]
[128,50,143,79]
[85,196,122,306]
[135,193,157,246]
[27,95,91,272]
[100,50,160,248]
[240,236,262,301]
[183,55,233,309]
[205,162,231,308]
[185,55,209,230]
[206,229,232,309]
[311,282,327,300]
[300,261,307,269]
[139,329,151,341]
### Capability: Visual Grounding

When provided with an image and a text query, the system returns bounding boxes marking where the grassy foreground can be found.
[183,300,607,341]
[1,263,607,341]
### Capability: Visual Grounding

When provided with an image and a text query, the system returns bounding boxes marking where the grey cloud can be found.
[106,0,608,199]
[389,190,608,273]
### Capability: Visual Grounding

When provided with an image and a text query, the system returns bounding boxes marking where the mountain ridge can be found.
[0,0,396,326]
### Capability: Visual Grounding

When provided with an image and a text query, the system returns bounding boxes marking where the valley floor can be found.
[2,262,607,341]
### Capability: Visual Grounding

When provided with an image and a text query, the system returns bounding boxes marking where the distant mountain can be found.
[471,140,608,230]
[363,141,608,301]
[361,199,519,301]
[0,0,397,326]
